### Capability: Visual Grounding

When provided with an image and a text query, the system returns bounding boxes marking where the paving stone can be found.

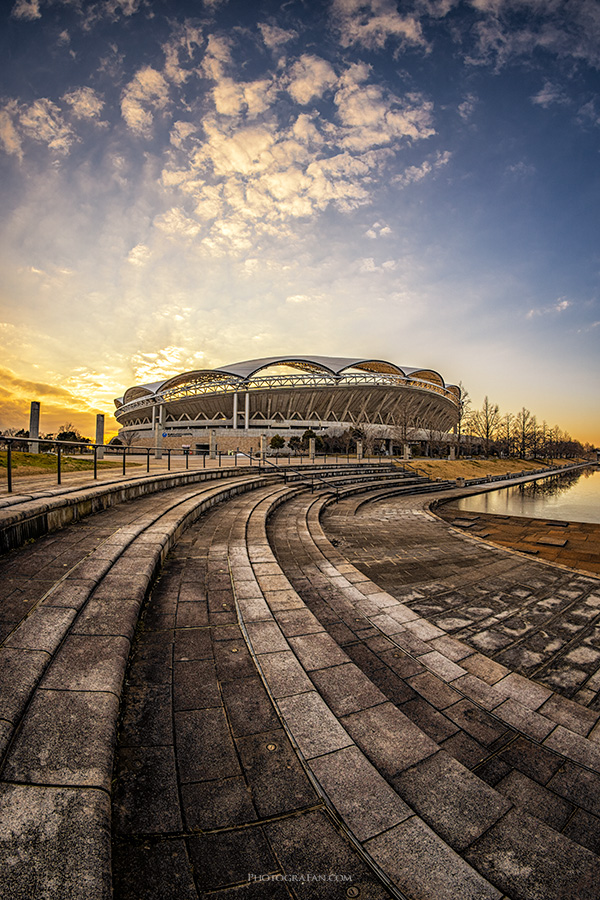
[173,658,221,710]
[341,702,437,777]
[495,769,572,829]
[175,601,209,628]
[256,649,314,697]
[40,634,130,695]
[245,620,289,654]
[562,809,600,855]
[288,632,349,671]
[309,663,387,716]
[3,606,77,654]
[465,807,600,900]
[112,838,198,900]
[221,676,280,736]
[175,707,241,783]
[441,731,489,769]
[407,671,463,709]
[493,673,553,710]
[495,698,555,742]
[547,761,600,817]
[264,809,392,900]
[460,654,510,685]
[275,607,324,636]
[498,736,563,785]
[128,633,173,685]
[393,751,511,851]
[119,682,173,746]
[72,597,141,639]
[187,826,277,892]
[445,699,512,748]
[180,776,257,830]
[0,783,111,900]
[367,666,418,705]
[277,691,353,759]
[310,745,412,841]
[399,698,460,743]
[174,628,212,661]
[236,727,317,817]
[4,688,118,789]
[0,647,51,724]
[543,724,600,770]
[214,638,257,682]
[113,745,182,834]
[365,816,502,900]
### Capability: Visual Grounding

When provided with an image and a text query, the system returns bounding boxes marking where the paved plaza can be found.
[0,463,598,898]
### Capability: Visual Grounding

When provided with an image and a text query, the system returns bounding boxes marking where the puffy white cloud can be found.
[286,55,338,105]
[121,66,170,136]
[127,243,152,266]
[201,34,233,81]
[526,296,572,318]
[0,104,23,160]
[62,86,105,120]
[332,0,426,50]
[9,98,76,155]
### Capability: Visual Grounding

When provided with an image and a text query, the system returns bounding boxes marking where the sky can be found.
[0,0,599,444]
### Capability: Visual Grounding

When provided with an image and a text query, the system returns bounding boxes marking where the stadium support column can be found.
[356,439,363,461]
[403,443,410,460]
[210,430,217,459]
[154,405,165,459]
[244,392,250,430]
[232,392,238,429]
[28,401,40,453]
[96,414,105,460]
[260,434,267,461]
[309,437,315,461]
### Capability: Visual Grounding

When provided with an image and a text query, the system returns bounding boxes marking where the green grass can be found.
[0,451,123,472]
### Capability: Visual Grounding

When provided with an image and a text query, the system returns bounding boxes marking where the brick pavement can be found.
[1,463,599,899]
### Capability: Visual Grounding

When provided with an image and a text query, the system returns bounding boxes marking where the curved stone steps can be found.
[265,490,600,894]
[113,481,395,900]
[0,471,282,900]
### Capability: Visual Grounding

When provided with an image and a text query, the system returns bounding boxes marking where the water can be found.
[455,467,600,525]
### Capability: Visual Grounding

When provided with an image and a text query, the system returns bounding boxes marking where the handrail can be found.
[236,451,341,502]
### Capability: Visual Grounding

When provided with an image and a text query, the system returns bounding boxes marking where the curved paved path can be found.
[1,462,599,899]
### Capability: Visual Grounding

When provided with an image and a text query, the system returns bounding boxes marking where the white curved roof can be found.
[116,355,452,407]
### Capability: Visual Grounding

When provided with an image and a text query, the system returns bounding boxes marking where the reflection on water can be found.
[456,468,600,525]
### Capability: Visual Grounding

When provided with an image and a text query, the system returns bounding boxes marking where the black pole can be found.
[7,442,12,493]
[218,451,221,467]
[146,448,150,473]
[93,445,98,480]
[186,450,189,470]
[122,447,126,475]
[57,444,62,485]
[203,452,206,468]
[167,448,171,471]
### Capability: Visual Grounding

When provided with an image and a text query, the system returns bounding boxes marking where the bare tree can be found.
[470,396,501,457]
[455,382,471,457]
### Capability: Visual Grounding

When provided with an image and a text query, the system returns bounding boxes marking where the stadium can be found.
[114,355,460,453]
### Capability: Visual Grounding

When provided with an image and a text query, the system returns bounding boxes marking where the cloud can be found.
[162,21,204,85]
[365,221,392,238]
[394,149,451,186]
[531,80,568,108]
[121,66,170,136]
[458,93,478,120]
[62,86,105,120]
[287,55,338,105]
[11,0,40,20]
[465,0,600,70]
[1,98,77,156]
[258,23,298,49]
[332,0,426,51]
[127,243,152,266]
[526,297,572,318]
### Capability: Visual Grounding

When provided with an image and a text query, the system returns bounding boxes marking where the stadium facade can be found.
[114,355,460,453]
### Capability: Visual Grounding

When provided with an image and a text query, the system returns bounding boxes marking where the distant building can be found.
[114,355,460,453]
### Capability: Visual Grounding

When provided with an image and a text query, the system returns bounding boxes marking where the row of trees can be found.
[0,424,91,452]
[456,388,590,459]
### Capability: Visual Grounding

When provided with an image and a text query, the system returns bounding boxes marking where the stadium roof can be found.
[116,355,453,407]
